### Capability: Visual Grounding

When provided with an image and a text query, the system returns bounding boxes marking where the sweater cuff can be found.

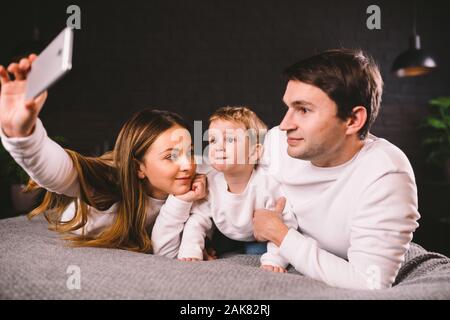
[260,253,288,268]
[163,194,193,221]
[177,247,203,260]
[279,228,306,262]
[0,118,46,156]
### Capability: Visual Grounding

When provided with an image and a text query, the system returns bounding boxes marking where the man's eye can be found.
[299,107,309,114]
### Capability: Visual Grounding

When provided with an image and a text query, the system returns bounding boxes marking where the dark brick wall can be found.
[1,0,449,180]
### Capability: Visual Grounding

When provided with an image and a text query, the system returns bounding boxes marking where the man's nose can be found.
[279,108,297,132]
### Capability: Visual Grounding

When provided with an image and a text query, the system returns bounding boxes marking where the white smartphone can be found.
[25,27,74,100]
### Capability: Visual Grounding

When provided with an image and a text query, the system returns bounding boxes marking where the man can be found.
[253,49,420,290]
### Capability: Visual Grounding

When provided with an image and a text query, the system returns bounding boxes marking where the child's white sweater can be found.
[177,168,298,268]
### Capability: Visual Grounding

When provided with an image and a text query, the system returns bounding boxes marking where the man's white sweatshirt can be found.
[259,126,420,289]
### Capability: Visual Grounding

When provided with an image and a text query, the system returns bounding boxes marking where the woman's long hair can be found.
[25,109,189,253]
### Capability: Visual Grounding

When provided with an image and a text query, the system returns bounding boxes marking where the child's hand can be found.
[260,265,287,273]
[176,174,207,202]
[178,257,201,262]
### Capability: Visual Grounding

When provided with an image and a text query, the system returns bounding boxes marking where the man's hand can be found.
[176,174,207,202]
[253,197,289,246]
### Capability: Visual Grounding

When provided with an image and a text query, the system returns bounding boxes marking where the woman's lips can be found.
[175,176,192,182]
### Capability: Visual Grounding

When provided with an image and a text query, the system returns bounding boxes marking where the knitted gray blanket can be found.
[1,215,449,299]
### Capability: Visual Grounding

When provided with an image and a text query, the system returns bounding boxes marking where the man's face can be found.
[280,80,348,165]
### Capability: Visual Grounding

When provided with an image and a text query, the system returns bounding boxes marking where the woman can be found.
[0,54,207,255]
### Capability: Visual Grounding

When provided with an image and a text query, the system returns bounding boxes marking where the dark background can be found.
[1,0,449,254]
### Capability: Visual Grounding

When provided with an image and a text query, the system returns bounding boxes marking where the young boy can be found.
[178,106,298,272]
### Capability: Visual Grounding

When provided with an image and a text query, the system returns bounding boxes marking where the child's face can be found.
[208,119,257,173]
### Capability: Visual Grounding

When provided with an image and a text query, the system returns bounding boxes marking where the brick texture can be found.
[1,0,449,183]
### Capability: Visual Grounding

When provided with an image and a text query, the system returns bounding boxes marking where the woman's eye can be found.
[168,150,180,160]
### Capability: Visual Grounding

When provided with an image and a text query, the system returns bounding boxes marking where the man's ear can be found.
[249,143,264,164]
[345,106,367,136]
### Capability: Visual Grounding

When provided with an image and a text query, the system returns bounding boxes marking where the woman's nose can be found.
[178,154,193,171]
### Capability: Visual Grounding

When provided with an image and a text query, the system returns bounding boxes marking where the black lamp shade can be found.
[391,35,437,77]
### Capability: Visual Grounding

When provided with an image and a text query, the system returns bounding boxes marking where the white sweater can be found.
[0,118,193,249]
[178,168,298,268]
[259,126,420,289]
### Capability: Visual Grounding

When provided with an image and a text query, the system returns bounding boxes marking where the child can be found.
[178,106,298,272]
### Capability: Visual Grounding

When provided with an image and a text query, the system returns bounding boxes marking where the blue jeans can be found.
[244,241,268,255]
[211,226,267,256]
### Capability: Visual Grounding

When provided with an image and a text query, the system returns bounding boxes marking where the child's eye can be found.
[226,137,236,143]
[209,137,216,144]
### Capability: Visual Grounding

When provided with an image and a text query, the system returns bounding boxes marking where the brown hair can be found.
[26,109,189,253]
[284,49,383,139]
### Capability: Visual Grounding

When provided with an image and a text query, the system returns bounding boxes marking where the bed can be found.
[1,215,449,299]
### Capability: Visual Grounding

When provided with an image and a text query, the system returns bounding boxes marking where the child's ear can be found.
[249,143,264,164]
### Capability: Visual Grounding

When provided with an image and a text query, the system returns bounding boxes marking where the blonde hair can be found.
[25,109,189,253]
[209,106,267,146]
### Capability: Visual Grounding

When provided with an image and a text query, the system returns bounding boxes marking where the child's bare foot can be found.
[260,265,287,273]
[178,257,201,262]
[203,247,217,261]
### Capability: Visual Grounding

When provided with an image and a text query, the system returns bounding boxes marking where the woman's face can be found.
[137,125,196,199]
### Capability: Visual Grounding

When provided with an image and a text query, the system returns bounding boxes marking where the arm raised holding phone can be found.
[0,54,47,138]
[0,55,80,197]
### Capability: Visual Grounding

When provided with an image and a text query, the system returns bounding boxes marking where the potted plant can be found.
[0,136,67,215]
[420,97,450,181]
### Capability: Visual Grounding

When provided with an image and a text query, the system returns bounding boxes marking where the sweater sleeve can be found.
[151,195,193,258]
[278,171,420,290]
[177,202,213,260]
[0,118,80,197]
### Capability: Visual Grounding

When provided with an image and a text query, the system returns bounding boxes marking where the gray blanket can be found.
[1,215,449,299]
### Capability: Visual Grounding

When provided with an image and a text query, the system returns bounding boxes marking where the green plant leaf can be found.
[425,117,447,129]
[430,97,450,109]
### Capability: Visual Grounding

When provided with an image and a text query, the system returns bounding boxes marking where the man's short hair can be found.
[284,49,383,139]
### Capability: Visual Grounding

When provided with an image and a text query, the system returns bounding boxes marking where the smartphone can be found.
[25,27,74,100]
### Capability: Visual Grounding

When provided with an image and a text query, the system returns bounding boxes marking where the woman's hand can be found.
[176,174,207,202]
[0,54,48,138]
